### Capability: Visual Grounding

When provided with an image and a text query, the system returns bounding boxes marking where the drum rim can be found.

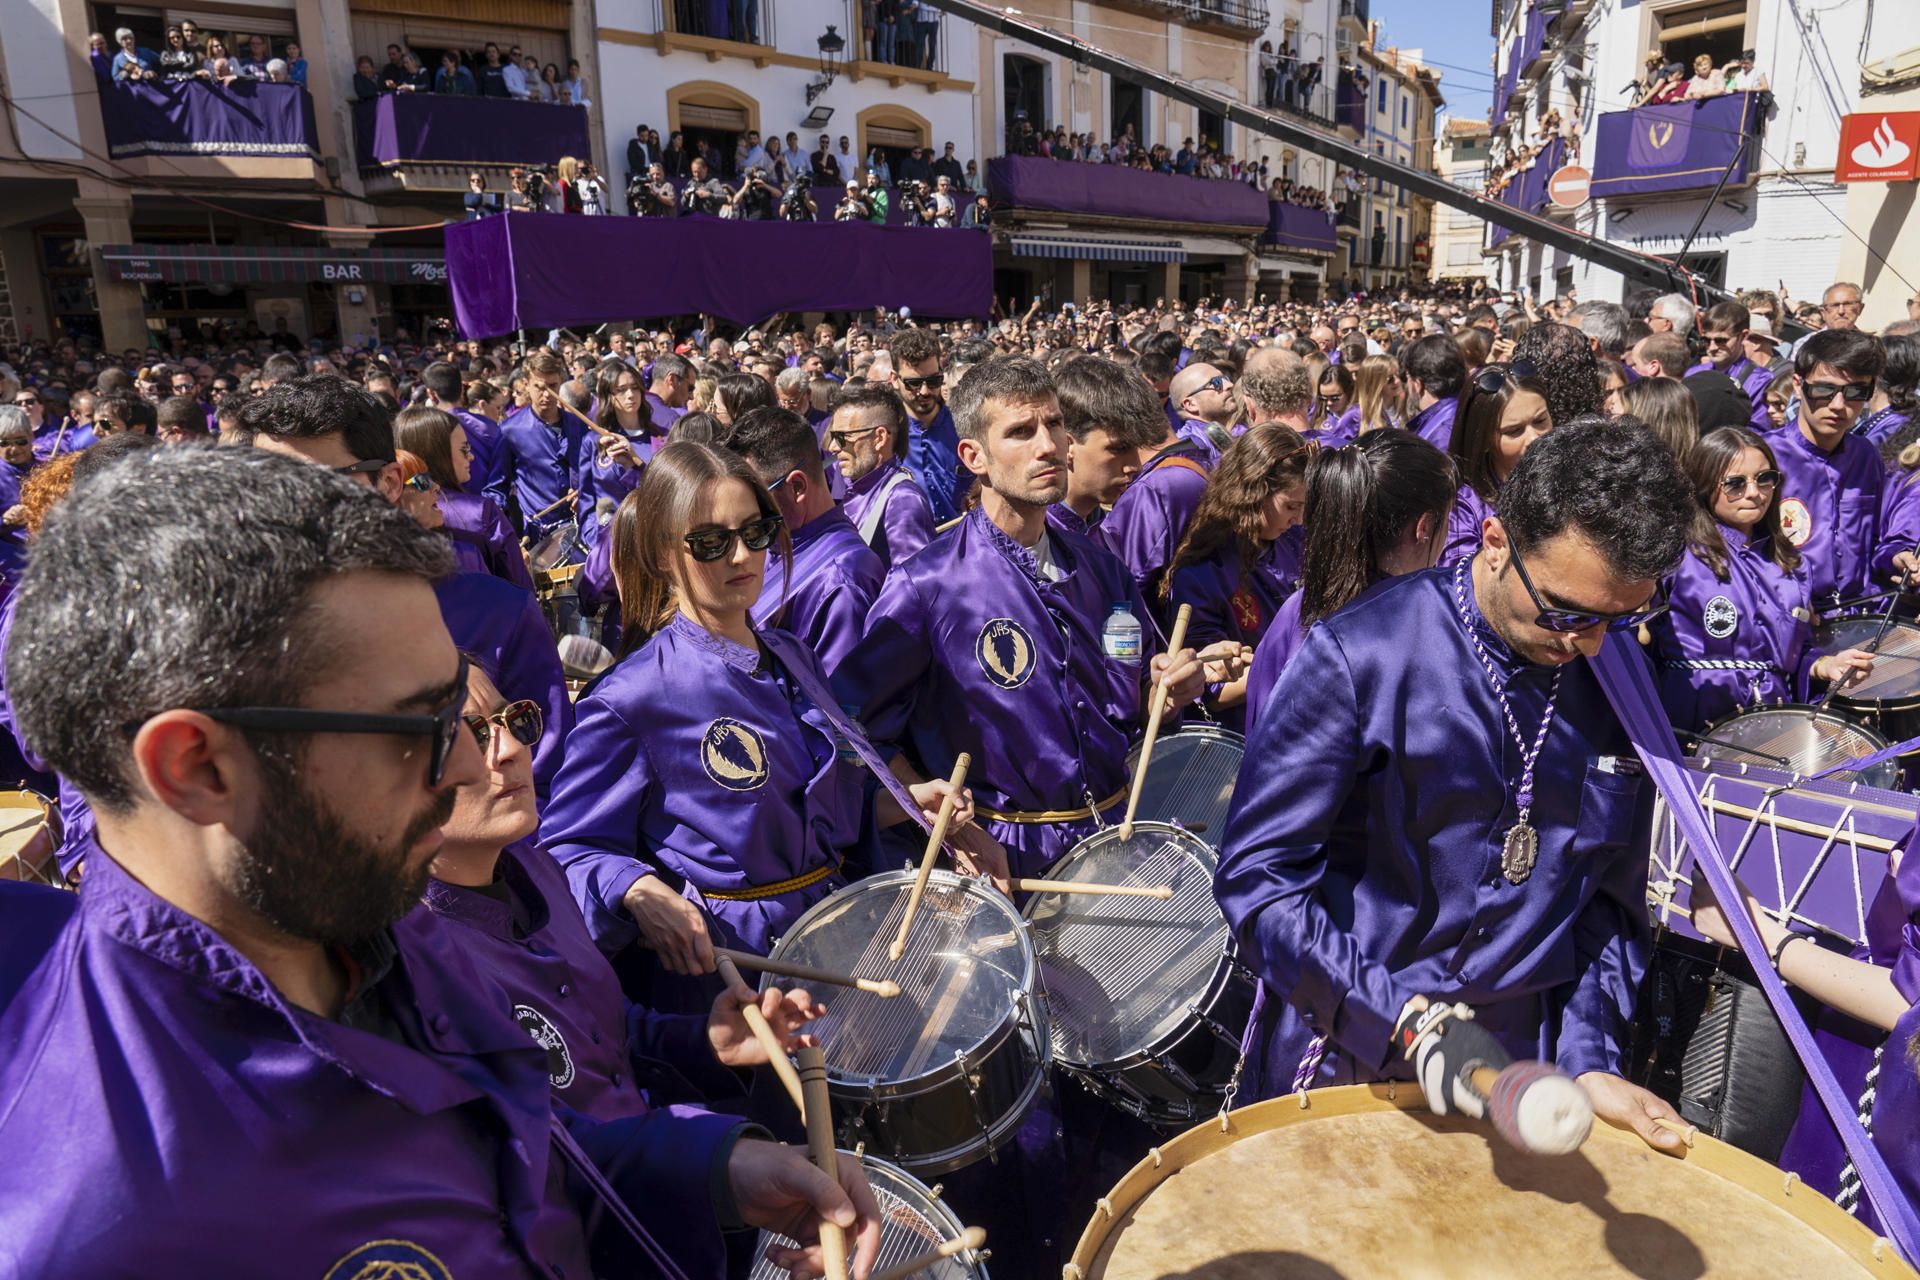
[1692,704,1900,786]
[751,1150,988,1277]
[1067,1084,1918,1278]
[1023,821,1239,1071]
[1122,723,1248,762]
[1816,622,1920,711]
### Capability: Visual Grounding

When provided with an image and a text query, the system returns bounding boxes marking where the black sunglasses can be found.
[826,425,881,450]
[1472,359,1539,395]
[900,373,945,392]
[1720,469,1781,497]
[1509,541,1668,633]
[196,654,470,786]
[1801,379,1875,405]
[684,513,783,563]
[463,698,543,752]
[335,458,388,477]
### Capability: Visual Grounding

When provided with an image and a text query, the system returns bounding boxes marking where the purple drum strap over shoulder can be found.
[1807,733,1920,783]
[1593,635,1920,1264]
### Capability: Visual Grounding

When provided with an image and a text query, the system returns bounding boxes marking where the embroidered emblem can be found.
[324,1240,455,1280]
[513,1003,575,1089]
[976,618,1036,689]
[1704,594,1739,640]
[1229,588,1263,634]
[1647,120,1675,149]
[1779,497,1811,547]
[702,717,770,790]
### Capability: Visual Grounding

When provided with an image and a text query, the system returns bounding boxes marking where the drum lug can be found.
[956,1048,995,1155]
[1190,1001,1239,1049]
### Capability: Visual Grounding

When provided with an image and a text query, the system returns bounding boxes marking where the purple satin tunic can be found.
[1442,482,1495,565]
[1765,423,1904,608]
[840,459,935,569]
[440,488,536,592]
[493,405,592,540]
[750,508,885,679]
[1095,441,1212,627]
[903,404,968,524]
[1406,396,1459,451]
[1168,534,1302,733]
[435,573,574,801]
[452,406,505,499]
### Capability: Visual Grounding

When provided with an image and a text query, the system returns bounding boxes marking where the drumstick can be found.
[556,396,620,439]
[715,947,902,998]
[528,488,580,521]
[890,753,971,962]
[1652,1116,1698,1147]
[796,1045,850,1280]
[715,954,805,1115]
[868,1227,988,1280]
[1008,879,1175,899]
[1118,602,1192,842]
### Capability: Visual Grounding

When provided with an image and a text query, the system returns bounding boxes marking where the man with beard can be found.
[831,384,935,567]
[1166,359,1237,467]
[885,328,968,523]
[0,446,883,1279]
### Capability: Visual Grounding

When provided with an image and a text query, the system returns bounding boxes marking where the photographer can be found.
[832,180,871,222]
[898,180,932,228]
[464,172,500,220]
[522,165,551,211]
[731,167,780,221]
[778,174,817,222]
[505,168,534,213]
[929,174,958,228]
[577,161,609,216]
[634,162,677,218]
[681,157,732,215]
[962,193,992,230]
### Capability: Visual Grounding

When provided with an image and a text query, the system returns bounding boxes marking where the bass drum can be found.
[0,789,60,887]
[1068,1086,1916,1279]
[1120,725,1244,840]
[748,1151,988,1279]
[1688,705,1898,789]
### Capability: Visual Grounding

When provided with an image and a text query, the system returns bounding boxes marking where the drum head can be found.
[1077,1088,1911,1279]
[1817,619,1920,706]
[769,871,1034,1085]
[1690,707,1897,788]
[0,790,53,884]
[1122,727,1245,839]
[529,521,580,572]
[557,632,613,681]
[1025,823,1224,1068]
[750,1153,984,1279]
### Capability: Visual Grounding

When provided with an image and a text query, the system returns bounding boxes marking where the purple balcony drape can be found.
[986,155,1268,228]
[1590,93,1758,199]
[352,94,590,169]
[100,79,317,160]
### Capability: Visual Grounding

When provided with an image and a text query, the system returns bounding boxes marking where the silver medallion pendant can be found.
[1502,819,1540,885]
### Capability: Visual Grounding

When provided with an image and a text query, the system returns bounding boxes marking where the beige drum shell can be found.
[0,790,57,885]
[1068,1085,1916,1280]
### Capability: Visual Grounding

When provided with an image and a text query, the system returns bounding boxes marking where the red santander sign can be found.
[1838,112,1920,183]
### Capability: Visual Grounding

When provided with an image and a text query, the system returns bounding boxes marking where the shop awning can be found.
[99,244,447,286]
[1007,234,1187,264]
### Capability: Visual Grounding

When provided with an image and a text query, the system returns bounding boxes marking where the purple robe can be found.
[1687,357,1775,431]
[903,403,968,525]
[494,405,591,543]
[435,573,573,801]
[1645,531,1819,731]
[1218,562,1648,1096]
[1764,423,1903,609]
[451,406,505,499]
[835,508,1159,878]
[1168,534,1302,733]
[1406,396,1459,451]
[749,508,885,679]
[540,618,869,1009]
[0,458,33,593]
[31,418,92,462]
[841,459,935,568]
[1442,482,1494,564]
[441,489,536,592]
[1300,417,1359,450]
[1047,502,1103,538]
[0,849,745,1279]
[643,393,686,436]
[1855,407,1914,451]
[588,432,657,518]
[1174,417,1230,469]
[1095,441,1212,626]
[1243,589,1307,732]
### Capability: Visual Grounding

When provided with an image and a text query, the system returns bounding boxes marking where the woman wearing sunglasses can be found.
[1162,423,1311,731]
[1440,361,1553,563]
[394,408,534,593]
[1315,363,1360,443]
[542,442,982,1015]
[1647,426,1876,732]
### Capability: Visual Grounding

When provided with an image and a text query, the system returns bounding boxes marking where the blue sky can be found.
[1366,0,1496,124]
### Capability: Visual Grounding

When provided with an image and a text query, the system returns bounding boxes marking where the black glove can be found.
[1392,999,1511,1121]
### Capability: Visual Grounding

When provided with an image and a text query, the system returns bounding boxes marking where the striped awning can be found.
[1007,234,1187,264]
[99,244,447,286]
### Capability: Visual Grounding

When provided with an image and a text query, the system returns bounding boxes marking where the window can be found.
[1401,97,1408,129]
[1377,79,1388,112]
[1004,54,1049,138]
[1652,0,1747,80]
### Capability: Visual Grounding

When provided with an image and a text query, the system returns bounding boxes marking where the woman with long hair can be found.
[1164,423,1312,729]
[556,155,584,213]
[1352,354,1403,435]
[393,406,533,591]
[1619,375,1700,461]
[1597,357,1630,417]
[1647,425,1875,731]
[1316,362,1360,443]
[1243,431,1456,729]
[540,442,981,1012]
[1302,352,1332,432]
[712,372,775,428]
[1857,333,1919,449]
[588,361,660,515]
[1440,361,1553,562]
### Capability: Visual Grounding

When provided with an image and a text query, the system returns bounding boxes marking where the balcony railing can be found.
[1259,76,1336,130]
[659,0,776,47]
[1264,201,1337,253]
[100,79,318,162]
[987,155,1268,229]
[1111,0,1270,36]
[353,94,591,174]
[1590,92,1758,200]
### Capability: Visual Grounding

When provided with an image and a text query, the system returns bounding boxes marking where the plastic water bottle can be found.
[1102,603,1143,662]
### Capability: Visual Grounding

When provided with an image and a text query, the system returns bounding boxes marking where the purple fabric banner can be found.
[100,79,316,160]
[352,94,590,170]
[1518,5,1546,73]
[445,211,992,336]
[1264,201,1337,253]
[1337,68,1367,133]
[1592,91,1757,199]
[1487,136,1564,249]
[987,156,1267,228]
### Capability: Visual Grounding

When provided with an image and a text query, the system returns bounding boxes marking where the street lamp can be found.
[807,26,845,104]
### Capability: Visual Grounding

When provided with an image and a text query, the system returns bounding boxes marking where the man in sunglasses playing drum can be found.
[0,448,880,1279]
[1218,418,1697,1153]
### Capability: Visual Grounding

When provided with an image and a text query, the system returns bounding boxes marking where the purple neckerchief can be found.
[1591,635,1920,1264]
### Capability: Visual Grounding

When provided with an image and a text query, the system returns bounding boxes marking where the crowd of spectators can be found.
[97,24,307,87]
[858,0,943,68]
[1630,47,1770,106]
[1258,40,1329,115]
[351,40,591,107]
[1003,115,1341,215]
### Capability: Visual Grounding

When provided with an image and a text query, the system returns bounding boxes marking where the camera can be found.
[523,167,548,203]
[834,190,869,222]
[779,175,815,222]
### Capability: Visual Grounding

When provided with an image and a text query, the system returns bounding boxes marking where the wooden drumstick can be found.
[715,947,902,998]
[889,753,971,963]
[528,487,580,521]
[1008,879,1175,900]
[715,954,805,1115]
[1118,602,1192,842]
[869,1226,988,1280]
[796,1045,850,1280]
[557,396,620,440]
[1652,1116,1698,1148]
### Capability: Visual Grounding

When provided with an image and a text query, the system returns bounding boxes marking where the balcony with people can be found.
[1101,0,1271,38]
[1589,87,1763,201]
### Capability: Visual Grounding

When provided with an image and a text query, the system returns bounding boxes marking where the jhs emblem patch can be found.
[324,1240,455,1280]
[976,618,1036,689]
[1778,497,1811,547]
[1704,595,1739,640]
[513,1003,575,1089]
[702,717,770,791]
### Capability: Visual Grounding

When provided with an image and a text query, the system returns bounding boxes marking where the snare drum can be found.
[1819,618,1920,756]
[1069,1086,1915,1279]
[765,869,1050,1175]
[0,789,59,887]
[1120,725,1245,839]
[1024,822,1252,1129]
[527,520,583,574]
[749,1151,988,1279]
[1689,705,1898,789]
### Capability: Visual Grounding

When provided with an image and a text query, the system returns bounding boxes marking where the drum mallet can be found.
[1008,879,1174,900]
[1118,603,1191,843]
[1468,1060,1595,1157]
[715,953,806,1116]
[868,1226,988,1280]
[889,753,971,962]
[796,1045,851,1280]
[715,947,902,998]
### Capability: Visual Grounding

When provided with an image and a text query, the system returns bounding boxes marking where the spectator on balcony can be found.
[565,59,590,108]
[402,52,432,91]
[352,54,383,100]
[1684,53,1725,99]
[1730,49,1768,92]
[920,2,939,69]
[526,59,552,101]
[111,29,159,82]
[899,145,933,187]
[765,136,793,183]
[682,157,731,214]
[284,41,307,86]
[464,172,499,219]
[732,167,780,220]
[874,0,898,65]
[178,19,202,54]
[476,44,510,98]
[663,131,691,178]
[379,43,407,87]
[89,32,111,80]
[862,169,890,223]
[433,51,475,95]
[637,163,677,216]
[1175,138,1195,174]
[865,149,892,186]
[1647,62,1688,105]
[931,141,964,187]
[502,50,531,99]
[897,0,919,67]
[836,134,858,176]
[235,35,271,79]
[811,133,839,185]
[963,192,991,229]
[578,162,609,215]
[930,175,958,227]
[729,0,761,45]
[627,124,653,183]
[156,28,203,80]
[741,129,770,172]
[265,58,291,84]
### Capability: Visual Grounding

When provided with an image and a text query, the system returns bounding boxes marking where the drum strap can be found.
[1660,658,1784,674]
[548,1116,693,1280]
[855,468,913,546]
[1593,636,1920,1265]
[974,788,1128,824]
